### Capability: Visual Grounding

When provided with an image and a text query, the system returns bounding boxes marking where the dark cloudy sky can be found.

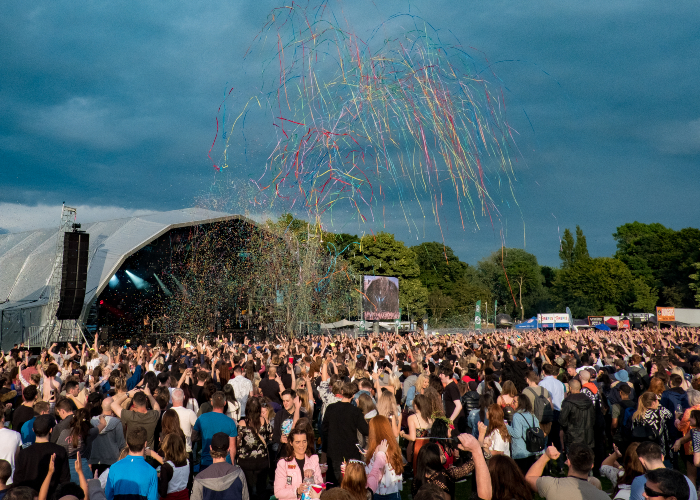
[1,1,699,266]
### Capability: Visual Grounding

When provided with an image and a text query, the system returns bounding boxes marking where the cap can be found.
[34,414,55,436]
[211,432,230,453]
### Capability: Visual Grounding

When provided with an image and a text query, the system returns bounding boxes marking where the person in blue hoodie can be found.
[660,373,690,447]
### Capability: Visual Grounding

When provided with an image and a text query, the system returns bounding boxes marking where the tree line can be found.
[308,219,700,325]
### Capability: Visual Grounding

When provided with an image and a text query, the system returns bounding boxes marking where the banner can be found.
[475,300,482,330]
[537,313,570,324]
[363,276,400,320]
[656,307,675,322]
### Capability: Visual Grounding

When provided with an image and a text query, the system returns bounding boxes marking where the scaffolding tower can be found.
[30,205,87,347]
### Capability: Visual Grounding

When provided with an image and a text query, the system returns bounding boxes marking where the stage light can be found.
[153,273,172,296]
[125,270,150,290]
[109,274,119,288]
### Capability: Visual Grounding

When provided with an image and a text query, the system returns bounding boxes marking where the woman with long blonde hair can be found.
[364,416,403,500]
[632,391,673,456]
[376,391,400,438]
[497,380,519,410]
[341,460,372,500]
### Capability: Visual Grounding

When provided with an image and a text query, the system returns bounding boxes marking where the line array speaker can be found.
[56,232,89,320]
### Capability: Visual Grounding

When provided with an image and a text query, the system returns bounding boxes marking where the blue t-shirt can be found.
[193,412,238,466]
[105,455,158,500]
[20,417,36,447]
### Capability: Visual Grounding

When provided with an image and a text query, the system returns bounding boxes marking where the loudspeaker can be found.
[56,232,89,320]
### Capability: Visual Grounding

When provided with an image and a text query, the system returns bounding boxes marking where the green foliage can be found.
[553,257,648,317]
[613,222,700,307]
[478,248,544,320]
[348,232,428,319]
[690,256,700,307]
[559,226,589,268]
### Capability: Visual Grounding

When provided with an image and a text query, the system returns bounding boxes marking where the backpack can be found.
[525,386,553,424]
[517,412,546,453]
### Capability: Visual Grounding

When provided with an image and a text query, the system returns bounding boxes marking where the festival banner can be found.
[656,307,675,322]
[475,300,482,330]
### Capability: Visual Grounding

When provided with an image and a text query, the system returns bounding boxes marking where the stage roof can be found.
[0,208,250,315]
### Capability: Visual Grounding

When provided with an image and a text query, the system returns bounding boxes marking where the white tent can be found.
[0,208,253,349]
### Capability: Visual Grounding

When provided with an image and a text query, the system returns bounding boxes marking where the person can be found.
[413,484,449,500]
[322,381,369,488]
[399,393,432,471]
[438,367,462,425]
[12,385,38,433]
[0,403,22,484]
[642,468,691,500]
[51,399,74,444]
[14,415,70,497]
[236,397,273,500]
[539,364,565,449]
[223,384,242,421]
[468,392,493,438]
[170,388,198,460]
[497,380,519,410]
[599,442,644,498]
[55,407,106,483]
[675,392,700,485]
[525,443,609,500]
[228,365,253,418]
[340,460,372,500]
[191,432,249,500]
[105,425,159,500]
[559,379,594,451]
[629,441,697,500]
[273,428,323,500]
[192,391,237,471]
[507,395,540,472]
[89,396,126,477]
[19,400,50,447]
[111,388,161,449]
[632,392,673,458]
[363,416,403,499]
[145,433,191,500]
[272,389,302,457]
[478,404,511,457]
[487,454,532,500]
[0,460,10,500]
[411,434,492,500]
[259,366,282,405]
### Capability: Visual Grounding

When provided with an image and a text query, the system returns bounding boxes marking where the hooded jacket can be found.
[559,393,595,448]
[89,415,126,466]
[191,462,249,500]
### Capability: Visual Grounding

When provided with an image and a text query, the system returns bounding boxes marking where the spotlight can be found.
[125,270,150,290]
[153,273,172,296]
[109,275,119,288]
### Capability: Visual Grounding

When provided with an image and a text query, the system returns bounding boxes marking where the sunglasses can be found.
[644,485,669,498]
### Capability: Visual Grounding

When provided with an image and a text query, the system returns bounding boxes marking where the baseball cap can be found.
[211,432,230,453]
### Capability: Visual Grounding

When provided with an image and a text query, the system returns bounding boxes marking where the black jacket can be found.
[560,393,595,448]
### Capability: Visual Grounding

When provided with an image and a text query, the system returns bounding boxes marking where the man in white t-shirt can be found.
[0,403,22,484]
[228,365,253,418]
[170,388,198,455]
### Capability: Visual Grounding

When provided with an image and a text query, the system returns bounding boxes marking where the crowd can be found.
[0,326,696,500]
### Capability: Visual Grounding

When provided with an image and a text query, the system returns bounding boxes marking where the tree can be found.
[690,254,700,307]
[559,226,589,268]
[349,233,428,320]
[428,289,454,324]
[613,222,700,307]
[553,257,652,317]
[478,248,545,319]
[559,229,575,268]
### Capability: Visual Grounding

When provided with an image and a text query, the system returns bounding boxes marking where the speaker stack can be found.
[56,232,90,320]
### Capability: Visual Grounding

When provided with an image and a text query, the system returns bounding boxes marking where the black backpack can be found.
[517,412,547,453]
[525,387,553,424]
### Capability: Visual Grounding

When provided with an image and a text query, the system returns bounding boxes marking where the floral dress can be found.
[237,419,273,471]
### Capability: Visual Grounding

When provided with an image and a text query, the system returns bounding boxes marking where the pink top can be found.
[273,454,323,500]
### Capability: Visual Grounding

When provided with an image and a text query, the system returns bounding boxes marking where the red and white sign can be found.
[656,307,675,322]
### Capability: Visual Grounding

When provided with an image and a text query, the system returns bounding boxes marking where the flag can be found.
[475,300,482,330]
